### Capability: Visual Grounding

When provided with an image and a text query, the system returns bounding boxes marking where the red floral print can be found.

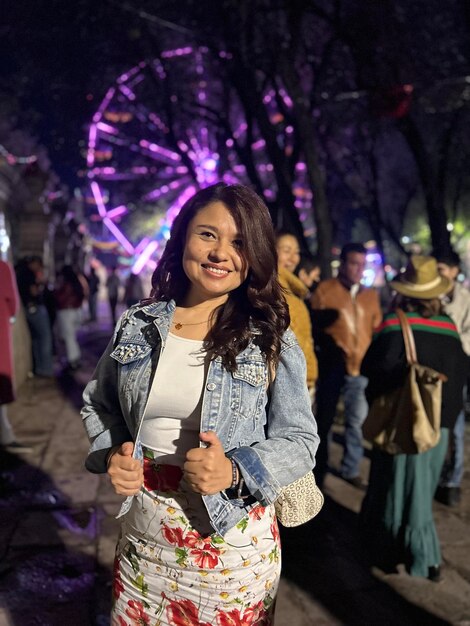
[113,558,125,600]
[162,524,185,547]
[248,505,266,521]
[125,600,151,625]
[243,601,267,625]
[270,517,280,547]
[216,601,267,626]
[143,459,182,492]
[190,541,220,569]
[113,616,128,626]
[165,596,211,626]
[182,529,204,548]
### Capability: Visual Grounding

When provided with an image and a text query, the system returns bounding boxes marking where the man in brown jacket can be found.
[311,243,382,488]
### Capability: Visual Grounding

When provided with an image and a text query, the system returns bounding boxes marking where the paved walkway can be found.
[1,316,470,625]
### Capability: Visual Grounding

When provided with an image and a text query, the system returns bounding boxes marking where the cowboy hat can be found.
[390,255,451,299]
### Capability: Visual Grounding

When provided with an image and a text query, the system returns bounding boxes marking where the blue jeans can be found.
[26,305,54,376]
[341,374,369,478]
[315,365,369,484]
[439,406,465,488]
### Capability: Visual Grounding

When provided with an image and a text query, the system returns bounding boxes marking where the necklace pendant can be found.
[174,322,183,330]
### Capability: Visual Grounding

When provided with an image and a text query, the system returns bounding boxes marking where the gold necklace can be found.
[172,318,211,330]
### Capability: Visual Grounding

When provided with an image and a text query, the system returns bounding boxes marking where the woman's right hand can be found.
[106,442,143,496]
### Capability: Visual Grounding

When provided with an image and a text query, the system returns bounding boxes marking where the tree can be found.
[3,0,470,269]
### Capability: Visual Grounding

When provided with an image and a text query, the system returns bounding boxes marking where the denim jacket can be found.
[81,300,319,535]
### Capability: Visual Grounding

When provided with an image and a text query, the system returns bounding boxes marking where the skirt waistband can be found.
[142,447,183,493]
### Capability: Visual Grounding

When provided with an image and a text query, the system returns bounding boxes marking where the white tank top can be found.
[140,332,207,467]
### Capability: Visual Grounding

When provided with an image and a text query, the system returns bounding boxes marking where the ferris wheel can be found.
[86,46,312,272]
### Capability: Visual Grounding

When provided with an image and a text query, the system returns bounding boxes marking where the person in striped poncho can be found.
[360,255,467,582]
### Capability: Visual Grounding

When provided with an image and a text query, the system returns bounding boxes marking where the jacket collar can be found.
[139,299,176,317]
[278,266,308,299]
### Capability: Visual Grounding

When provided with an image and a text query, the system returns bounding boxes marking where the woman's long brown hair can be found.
[393,294,443,318]
[150,183,290,371]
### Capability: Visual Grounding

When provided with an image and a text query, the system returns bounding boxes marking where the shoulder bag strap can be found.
[396,308,418,365]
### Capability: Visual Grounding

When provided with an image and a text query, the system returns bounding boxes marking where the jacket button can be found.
[206,383,216,391]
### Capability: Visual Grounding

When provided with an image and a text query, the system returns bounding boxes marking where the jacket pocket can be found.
[230,360,267,420]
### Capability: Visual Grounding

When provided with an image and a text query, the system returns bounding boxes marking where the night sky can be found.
[1,0,146,185]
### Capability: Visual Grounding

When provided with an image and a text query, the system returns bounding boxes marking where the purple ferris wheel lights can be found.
[117,64,142,85]
[90,182,108,218]
[96,87,116,117]
[279,88,294,109]
[131,240,159,274]
[87,46,314,269]
[88,167,117,178]
[103,217,135,255]
[251,139,266,151]
[134,237,151,256]
[87,124,98,167]
[222,172,239,185]
[119,85,136,101]
[96,122,119,136]
[165,186,197,223]
[233,123,247,139]
[106,205,128,220]
[161,47,194,58]
[139,140,181,162]
[194,157,219,186]
[143,177,188,202]
[148,112,166,131]
[177,140,189,152]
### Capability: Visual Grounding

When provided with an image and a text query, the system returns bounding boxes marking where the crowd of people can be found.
[1,183,468,623]
[0,257,147,452]
[10,257,146,375]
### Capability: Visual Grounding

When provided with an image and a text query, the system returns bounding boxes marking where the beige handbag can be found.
[362,309,446,455]
[274,471,324,527]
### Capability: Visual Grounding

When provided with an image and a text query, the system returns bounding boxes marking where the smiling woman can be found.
[81,183,319,625]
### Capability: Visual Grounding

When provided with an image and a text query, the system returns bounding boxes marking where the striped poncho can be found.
[361,310,467,430]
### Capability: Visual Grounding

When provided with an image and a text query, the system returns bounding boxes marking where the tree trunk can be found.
[278,53,333,278]
[227,59,306,243]
[398,117,452,256]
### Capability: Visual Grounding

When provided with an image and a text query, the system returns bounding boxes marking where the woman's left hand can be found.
[184,431,233,495]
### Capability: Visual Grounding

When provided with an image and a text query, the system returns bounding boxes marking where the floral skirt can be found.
[112,453,281,625]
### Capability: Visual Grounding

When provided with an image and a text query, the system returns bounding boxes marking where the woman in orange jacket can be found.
[276,232,318,391]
